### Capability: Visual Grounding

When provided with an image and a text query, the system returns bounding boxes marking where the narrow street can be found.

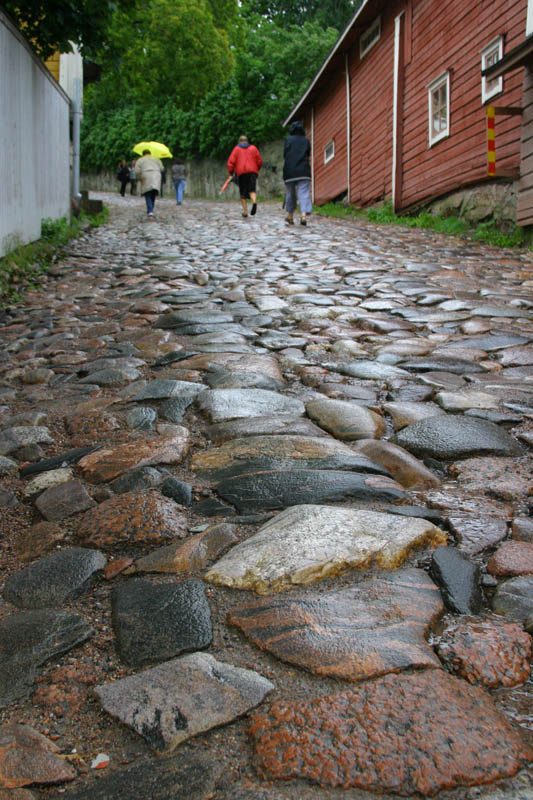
[0,193,532,799]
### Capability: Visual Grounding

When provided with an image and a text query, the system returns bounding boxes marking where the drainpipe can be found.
[528,0,533,35]
[71,76,82,201]
[392,13,404,210]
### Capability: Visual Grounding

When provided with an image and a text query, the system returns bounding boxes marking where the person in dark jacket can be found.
[227,135,262,217]
[283,121,312,225]
[116,159,130,197]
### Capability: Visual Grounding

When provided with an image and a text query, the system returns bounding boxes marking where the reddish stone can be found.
[228,569,443,681]
[447,515,507,555]
[487,540,533,577]
[130,523,238,574]
[76,430,190,484]
[436,617,531,688]
[104,557,134,580]
[35,479,96,521]
[0,789,35,799]
[0,723,76,788]
[14,522,66,562]
[33,664,105,718]
[512,517,533,543]
[76,491,188,551]
[65,409,121,447]
[250,671,531,796]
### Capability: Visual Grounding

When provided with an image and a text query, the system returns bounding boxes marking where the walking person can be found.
[116,159,130,197]
[227,135,262,218]
[135,149,164,217]
[171,159,187,205]
[283,121,312,226]
[129,161,137,195]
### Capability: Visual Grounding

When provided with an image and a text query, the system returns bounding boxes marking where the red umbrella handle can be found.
[220,176,232,193]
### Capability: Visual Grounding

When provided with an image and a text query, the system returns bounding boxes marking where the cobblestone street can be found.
[0,193,532,799]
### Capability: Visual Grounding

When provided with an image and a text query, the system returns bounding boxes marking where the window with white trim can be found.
[428,71,450,146]
[481,37,503,103]
[360,16,381,59]
[324,140,335,164]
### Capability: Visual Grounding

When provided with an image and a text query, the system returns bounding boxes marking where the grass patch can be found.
[315,200,525,248]
[0,209,109,307]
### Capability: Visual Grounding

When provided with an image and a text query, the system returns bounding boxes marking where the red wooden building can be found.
[284,0,533,226]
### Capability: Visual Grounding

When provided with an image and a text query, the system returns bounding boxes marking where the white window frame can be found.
[428,71,450,147]
[324,140,335,164]
[481,37,503,103]
[360,16,381,59]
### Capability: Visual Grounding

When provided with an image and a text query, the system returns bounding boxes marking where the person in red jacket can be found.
[227,135,262,217]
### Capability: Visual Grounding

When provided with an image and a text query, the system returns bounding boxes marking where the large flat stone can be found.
[206,505,446,593]
[0,610,94,707]
[215,470,407,513]
[0,723,76,788]
[112,578,212,666]
[3,548,106,608]
[77,429,190,484]
[206,415,327,443]
[305,396,385,440]
[393,414,521,460]
[76,491,188,551]
[250,670,531,795]
[60,755,220,799]
[228,568,443,680]
[94,653,274,752]
[191,435,390,480]
[196,389,304,423]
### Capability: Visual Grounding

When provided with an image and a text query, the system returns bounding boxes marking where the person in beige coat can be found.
[135,149,164,217]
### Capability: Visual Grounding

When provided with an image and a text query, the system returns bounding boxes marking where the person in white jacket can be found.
[135,150,164,217]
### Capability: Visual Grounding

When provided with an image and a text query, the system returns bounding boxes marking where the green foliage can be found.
[241,0,358,31]
[0,212,108,308]
[4,0,136,59]
[315,201,526,248]
[81,14,338,169]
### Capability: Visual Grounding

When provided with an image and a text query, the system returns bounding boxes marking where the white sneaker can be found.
[148,212,154,217]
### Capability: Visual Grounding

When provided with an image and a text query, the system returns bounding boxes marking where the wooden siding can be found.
[517,62,533,224]
[348,4,401,207]
[301,0,528,214]
[44,52,60,82]
[401,0,525,209]
[312,69,348,205]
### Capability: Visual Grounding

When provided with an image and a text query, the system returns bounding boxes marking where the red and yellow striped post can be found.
[487,106,496,175]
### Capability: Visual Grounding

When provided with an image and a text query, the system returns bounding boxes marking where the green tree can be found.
[3,0,136,58]
[241,0,359,31]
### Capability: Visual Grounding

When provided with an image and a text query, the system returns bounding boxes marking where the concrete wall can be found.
[81,140,286,200]
[0,10,71,256]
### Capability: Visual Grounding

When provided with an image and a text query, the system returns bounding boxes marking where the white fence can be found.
[0,10,71,256]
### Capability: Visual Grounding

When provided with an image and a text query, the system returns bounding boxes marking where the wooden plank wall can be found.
[401,0,525,209]
[312,65,348,205]
[517,62,533,225]
[348,4,400,207]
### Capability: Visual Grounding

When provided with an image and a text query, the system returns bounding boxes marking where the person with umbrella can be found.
[135,149,165,217]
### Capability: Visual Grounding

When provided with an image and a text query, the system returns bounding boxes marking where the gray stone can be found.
[430,546,483,614]
[126,407,157,430]
[447,334,531,351]
[196,389,305,422]
[94,653,274,752]
[204,370,283,391]
[435,390,499,411]
[158,396,194,422]
[35,479,96,521]
[154,310,233,329]
[0,610,94,707]
[79,367,140,386]
[23,467,73,498]
[3,548,107,609]
[383,401,444,430]
[340,361,409,380]
[398,357,486,375]
[111,578,212,666]
[492,576,533,625]
[0,455,17,475]
[447,515,508,554]
[133,379,204,402]
[215,469,407,513]
[161,477,192,505]
[0,427,54,456]
[393,415,521,460]
[206,505,446,593]
[207,415,327,443]
[110,467,163,494]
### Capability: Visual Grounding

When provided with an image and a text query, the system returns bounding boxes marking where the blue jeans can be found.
[143,190,157,214]
[174,179,186,204]
[285,180,312,214]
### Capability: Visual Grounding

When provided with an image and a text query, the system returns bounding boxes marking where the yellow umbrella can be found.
[133,141,173,159]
